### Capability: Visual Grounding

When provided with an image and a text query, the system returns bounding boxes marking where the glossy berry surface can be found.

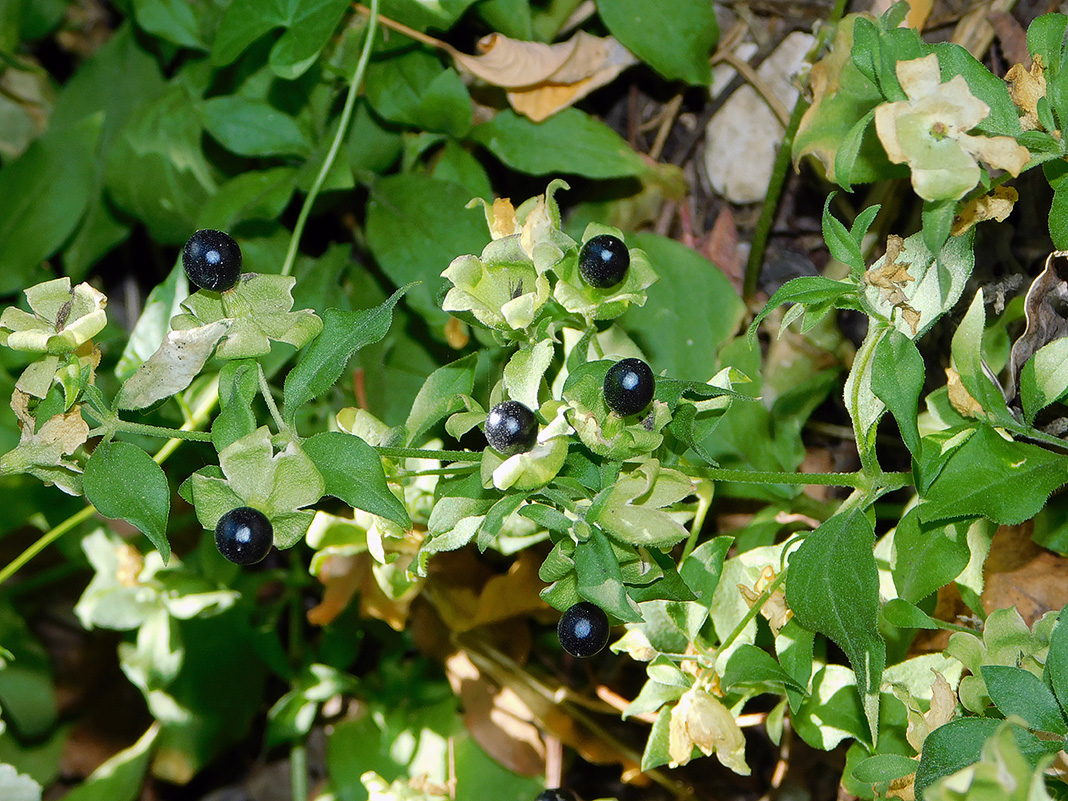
[557,601,610,658]
[485,401,538,456]
[215,506,273,565]
[182,229,242,292]
[578,234,630,289]
[603,358,654,416]
[535,790,578,801]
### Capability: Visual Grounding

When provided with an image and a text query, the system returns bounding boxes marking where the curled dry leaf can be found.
[951,186,1018,236]
[451,31,637,122]
[737,565,792,634]
[1005,56,1047,132]
[1007,251,1068,404]
[864,235,921,333]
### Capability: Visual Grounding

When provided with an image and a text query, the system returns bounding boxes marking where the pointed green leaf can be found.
[83,441,171,562]
[303,432,410,529]
[872,328,924,456]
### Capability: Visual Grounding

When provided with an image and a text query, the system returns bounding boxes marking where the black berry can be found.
[536,790,578,801]
[485,401,538,456]
[183,229,242,292]
[578,234,630,289]
[557,601,610,658]
[603,358,655,417]
[215,506,273,565]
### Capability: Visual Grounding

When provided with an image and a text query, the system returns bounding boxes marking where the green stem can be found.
[393,464,479,479]
[692,467,911,489]
[0,506,95,587]
[743,97,809,302]
[112,420,214,442]
[713,568,788,660]
[290,743,308,801]
[257,362,289,435]
[375,446,480,462]
[742,0,850,302]
[281,0,380,277]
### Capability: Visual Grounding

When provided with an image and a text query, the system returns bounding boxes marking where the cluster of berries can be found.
[182,229,625,655]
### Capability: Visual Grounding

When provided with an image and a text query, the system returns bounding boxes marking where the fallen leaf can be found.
[451,32,637,122]
[1008,251,1068,404]
[982,522,1068,624]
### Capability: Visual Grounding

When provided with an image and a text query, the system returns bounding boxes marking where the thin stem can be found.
[692,467,911,489]
[743,97,808,302]
[155,383,220,464]
[375,446,480,462]
[0,506,95,586]
[392,464,479,479]
[112,420,214,442]
[290,743,308,801]
[713,568,788,661]
[282,0,380,277]
[257,362,288,434]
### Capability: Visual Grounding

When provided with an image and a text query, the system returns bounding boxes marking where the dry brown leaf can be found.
[1006,57,1048,131]
[951,186,1019,236]
[864,234,924,334]
[946,366,984,418]
[738,565,792,634]
[701,207,744,293]
[982,522,1068,624]
[887,771,917,801]
[668,688,749,774]
[445,651,545,776]
[307,553,419,630]
[451,31,637,121]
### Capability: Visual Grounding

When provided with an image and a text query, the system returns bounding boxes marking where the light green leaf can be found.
[871,328,924,456]
[83,441,171,562]
[405,354,477,446]
[503,340,553,411]
[0,764,41,801]
[115,263,190,380]
[1020,337,1068,425]
[950,290,1014,425]
[981,665,1068,734]
[116,321,229,410]
[574,527,642,622]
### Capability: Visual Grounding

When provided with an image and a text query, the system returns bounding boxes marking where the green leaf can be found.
[303,432,410,529]
[377,0,480,31]
[641,707,673,771]
[405,354,477,446]
[921,197,956,254]
[933,42,1023,137]
[822,193,864,274]
[63,724,158,801]
[861,228,975,340]
[793,665,869,750]
[982,665,1068,734]
[503,340,553,411]
[671,536,732,639]
[364,49,472,137]
[575,527,642,622]
[200,97,310,158]
[1020,337,1068,425]
[621,233,745,381]
[748,276,858,346]
[722,644,807,693]
[915,719,1056,799]
[851,753,918,785]
[105,86,216,244]
[891,509,972,602]
[283,285,410,424]
[871,328,924,456]
[0,115,101,293]
[881,598,941,630]
[786,508,885,740]
[212,0,350,79]
[115,263,189,380]
[212,360,259,452]
[1045,605,1068,718]
[83,441,171,562]
[116,322,229,410]
[132,0,205,49]
[920,425,1068,525]
[951,289,1014,425]
[365,176,489,324]
[596,0,716,85]
[477,0,532,39]
[470,109,648,179]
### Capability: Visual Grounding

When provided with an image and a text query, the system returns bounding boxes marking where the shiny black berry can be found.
[558,601,610,658]
[183,229,242,292]
[485,401,538,456]
[603,358,654,417]
[578,234,630,289]
[535,790,578,801]
[215,506,273,565]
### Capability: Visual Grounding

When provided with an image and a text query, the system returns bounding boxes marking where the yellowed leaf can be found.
[952,186,1019,236]
[451,31,637,121]
[887,771,916,801]
[946,366,983,418]
[1005,56,1047,131]
[668,688,750,774]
